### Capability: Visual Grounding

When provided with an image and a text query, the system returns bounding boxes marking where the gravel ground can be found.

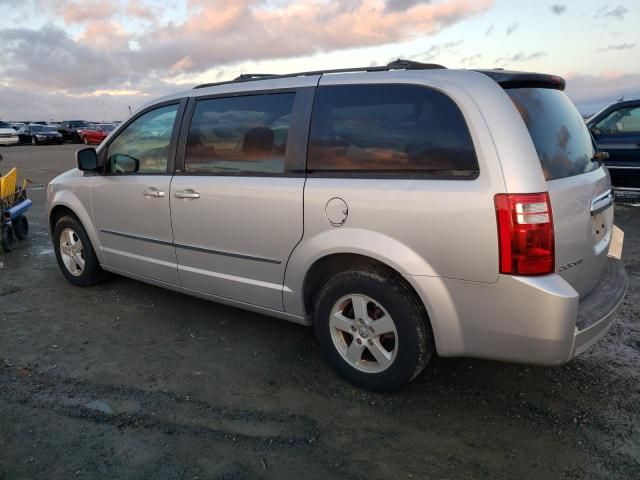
[0,144,638,479]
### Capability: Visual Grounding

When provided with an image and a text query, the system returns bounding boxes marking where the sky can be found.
[0,0,638,121]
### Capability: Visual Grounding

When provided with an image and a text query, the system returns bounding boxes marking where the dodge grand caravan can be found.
[47,60,628,392]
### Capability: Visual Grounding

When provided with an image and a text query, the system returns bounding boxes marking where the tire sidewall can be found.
[314,270,431,392]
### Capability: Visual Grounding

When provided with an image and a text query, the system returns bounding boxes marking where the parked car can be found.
[78,124,115,145]
[17,124,63,145]
[587,99,640,191]
[47,61,628,391]
[0,121,19,146]
[58,120,89,143]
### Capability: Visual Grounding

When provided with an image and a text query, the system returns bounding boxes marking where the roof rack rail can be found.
[193,59,446,89]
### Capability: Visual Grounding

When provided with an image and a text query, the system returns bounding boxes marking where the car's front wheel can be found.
[313,269,433,392]
[53,215,108,286]
[31,136,38,145]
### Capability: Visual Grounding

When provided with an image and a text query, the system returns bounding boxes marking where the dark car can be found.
[587,99,640,191]
[17,124,63,145]
[58,120,89,143]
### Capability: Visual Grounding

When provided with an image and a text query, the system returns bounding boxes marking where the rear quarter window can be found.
[307,84,479,177]
[506,88,597,180]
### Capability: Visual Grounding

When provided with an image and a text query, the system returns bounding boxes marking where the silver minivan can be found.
[47,61,628,391]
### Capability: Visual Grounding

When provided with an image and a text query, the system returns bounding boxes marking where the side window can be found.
[106,104,179,174]
[307,84,479,176]
[184,93,295,175]
[595,106,640,134]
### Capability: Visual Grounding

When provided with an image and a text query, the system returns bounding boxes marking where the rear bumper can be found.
[408,256,627,365]
[572,257,627,356]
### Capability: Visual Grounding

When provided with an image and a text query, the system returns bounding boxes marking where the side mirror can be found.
[111,154,139,174]
[76,147,98,171]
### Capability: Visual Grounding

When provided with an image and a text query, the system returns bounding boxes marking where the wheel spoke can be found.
[350,295,369,322]
[346,341,365,364]
[74,253,85,270]
[372,314,395,335]
[330,312,355,333]
[368,339,392,367]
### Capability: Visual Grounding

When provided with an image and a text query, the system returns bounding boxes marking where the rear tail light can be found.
[494,192,555,276]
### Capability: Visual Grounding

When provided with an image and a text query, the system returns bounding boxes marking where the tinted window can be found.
[107,104,178,174]
[185,93,295,174]
[594,106,640,134]
[507,88,597,180]
[307,84,478,176]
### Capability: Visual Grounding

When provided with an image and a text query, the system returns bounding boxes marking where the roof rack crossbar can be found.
[193,59,446,89]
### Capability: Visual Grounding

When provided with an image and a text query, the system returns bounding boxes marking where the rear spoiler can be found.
[474,70,566,91]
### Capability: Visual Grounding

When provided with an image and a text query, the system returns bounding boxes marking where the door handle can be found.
[174,189,200,199]
[143,187,165,198]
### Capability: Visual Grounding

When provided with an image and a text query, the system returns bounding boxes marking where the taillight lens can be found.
[494,192,555,276]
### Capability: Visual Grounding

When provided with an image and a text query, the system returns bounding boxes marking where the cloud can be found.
[126,0,159,21]
[51,0,118,23]
[385,0,432,11]
[494,50,546,64]
[129,0,490,77]
[460,53,482,65]
[0,0,493,118]
[412,40,463,61]
[506,22,518,35]
[598,43,636,52]
[550,4,566,14]
[594,5,628,20]
[565,72,640,115]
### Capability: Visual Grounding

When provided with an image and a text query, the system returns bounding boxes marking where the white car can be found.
[0,121,19,146]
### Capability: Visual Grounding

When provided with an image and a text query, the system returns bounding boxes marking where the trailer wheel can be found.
[14,215,29,240]
[1,225,15,252]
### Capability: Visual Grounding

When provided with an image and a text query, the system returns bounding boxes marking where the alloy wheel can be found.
[59,228,85,276]
[329,294,398,373]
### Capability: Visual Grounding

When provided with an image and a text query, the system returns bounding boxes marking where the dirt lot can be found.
[0,144,638,479]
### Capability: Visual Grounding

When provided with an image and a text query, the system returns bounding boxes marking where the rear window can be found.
[307,84,478,177]
[506,88,597,180]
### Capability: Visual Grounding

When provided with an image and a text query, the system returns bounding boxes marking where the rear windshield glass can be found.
[506,88,597,180]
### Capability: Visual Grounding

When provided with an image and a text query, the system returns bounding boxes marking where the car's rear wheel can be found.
[313,269,433,392]
[53,215,108,286]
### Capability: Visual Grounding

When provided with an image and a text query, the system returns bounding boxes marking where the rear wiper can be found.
[591,150,609,165]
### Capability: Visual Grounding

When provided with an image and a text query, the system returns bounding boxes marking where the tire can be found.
[31,136,37,146]
[1,225,15,252]
[313,269,433,392]
[53,215,108,286]
[13,215,28,240]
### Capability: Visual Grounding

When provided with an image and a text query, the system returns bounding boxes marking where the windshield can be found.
[506,88,598,180]
[70,121,88,128]
[0,122,12,129]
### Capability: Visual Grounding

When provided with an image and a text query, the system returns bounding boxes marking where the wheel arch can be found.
[48,196,105,264]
